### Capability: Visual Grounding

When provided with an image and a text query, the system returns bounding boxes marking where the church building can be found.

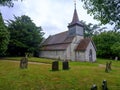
[39,6,96,62]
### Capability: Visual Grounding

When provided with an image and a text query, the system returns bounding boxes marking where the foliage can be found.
[0,13,9,56]
[111,42,120,57]
[93,31,120,59]
[7,15,44,56]
[81,20,107,37]
[0,58,120,90]
[0,0,22,7]
[81,0,120,30]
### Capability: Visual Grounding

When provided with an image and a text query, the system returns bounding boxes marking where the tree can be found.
[81,20,107,37]
[81,0,120,30]
[111,42,120,58]
[7,15,44,56]
[93,31,120,59]
[0,0,22,7]
[0,13,9,56]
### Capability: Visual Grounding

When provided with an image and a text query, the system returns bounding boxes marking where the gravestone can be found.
[20,57,28,69]
[52,61,59,71]
[62,61,69,70]
[105,61,112,72]
[102,80,108,90]
[108,61,112,70]
[91,84,97,90]
[115,56,118,61]
[105,62,109,72]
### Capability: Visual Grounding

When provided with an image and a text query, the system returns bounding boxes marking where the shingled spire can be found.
[71,8,79,24]
[68,1,84,37]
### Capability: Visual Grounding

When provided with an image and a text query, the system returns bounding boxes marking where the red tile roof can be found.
[75,38,91,51]
[75,38,96,51]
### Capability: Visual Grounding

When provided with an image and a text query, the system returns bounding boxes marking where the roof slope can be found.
[41,31,74,51]
[75,38,91,51]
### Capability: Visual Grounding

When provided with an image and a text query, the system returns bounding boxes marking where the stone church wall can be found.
[75,41,96,62]
[85,41,96,62]
[75,51,85,61]
[39,51,66,60]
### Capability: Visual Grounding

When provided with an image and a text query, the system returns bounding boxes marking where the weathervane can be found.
[74,0,76,9]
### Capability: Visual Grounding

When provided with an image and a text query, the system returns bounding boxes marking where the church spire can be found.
[68,0,84,37]
[71,8,79,24]
[70,0,79,25]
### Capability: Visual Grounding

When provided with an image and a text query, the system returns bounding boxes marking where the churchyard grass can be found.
[0,57,120,90]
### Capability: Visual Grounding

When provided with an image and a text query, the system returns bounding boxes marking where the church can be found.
[39,6,96,62]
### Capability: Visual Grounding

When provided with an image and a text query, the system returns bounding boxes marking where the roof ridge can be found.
[51,31,68,37]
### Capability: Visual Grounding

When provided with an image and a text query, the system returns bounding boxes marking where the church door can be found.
[89,49,93,62]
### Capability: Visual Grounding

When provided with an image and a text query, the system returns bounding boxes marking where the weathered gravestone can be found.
[105,61,112,72]
[20,57,28,69]
[105,62,109,72]
[108,61,112,70]
[62,61,69,70]
[91,84,97,90]
[115,56,118,61]
[52,61,59,71]
[102,80,108,90]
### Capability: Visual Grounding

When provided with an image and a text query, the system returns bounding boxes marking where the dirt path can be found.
[98,64,105,67]
[0,60,51,65]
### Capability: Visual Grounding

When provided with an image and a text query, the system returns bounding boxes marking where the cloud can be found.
[0,0,99,38]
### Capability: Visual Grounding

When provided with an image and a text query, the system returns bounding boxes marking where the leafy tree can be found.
[111,42,120,58]
[93,31,120,59]
[81,0,120,30]
[7,15,44,56]
[0,13,9,56]
[81,20,107,37]
[0,0,22,7]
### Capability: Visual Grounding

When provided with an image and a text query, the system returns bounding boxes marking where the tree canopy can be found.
[7,15,44,56]
[0,0,23,7]
[81,0,120,30]
[81,20,107,37]
[93,31,120,59]
[0,13,9,56]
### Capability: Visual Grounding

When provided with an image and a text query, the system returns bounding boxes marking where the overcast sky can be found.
[0,0,99,38]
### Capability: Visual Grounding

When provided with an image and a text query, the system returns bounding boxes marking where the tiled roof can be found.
[41,31,74,50]
[75,38,91,51]
[41,43,69,51]
[42,31,74,45]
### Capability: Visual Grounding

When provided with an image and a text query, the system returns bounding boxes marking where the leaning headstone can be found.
[62,61,69,70]
[108,61,112,70]
[91,84,97,90]
[20,56,28,69]
[102,80,108,90]
[52,61,59,71]
[105,62,109,72]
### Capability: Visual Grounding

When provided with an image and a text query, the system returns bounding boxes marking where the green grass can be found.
[0,57,120,90]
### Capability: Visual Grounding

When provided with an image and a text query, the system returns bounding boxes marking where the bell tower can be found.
[68,0,84,37]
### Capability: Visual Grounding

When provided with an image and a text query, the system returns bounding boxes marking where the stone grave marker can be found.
[102,80,108,90]
[52,61,59,71]
[62,61,69,70]
[91,84,97,90]
[105,62,109,72]
[20,57,28,69]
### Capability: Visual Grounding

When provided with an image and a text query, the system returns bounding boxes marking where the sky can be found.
[0,0,99,38]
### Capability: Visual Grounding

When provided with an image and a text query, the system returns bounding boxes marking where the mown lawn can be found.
[0,57,120,90]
